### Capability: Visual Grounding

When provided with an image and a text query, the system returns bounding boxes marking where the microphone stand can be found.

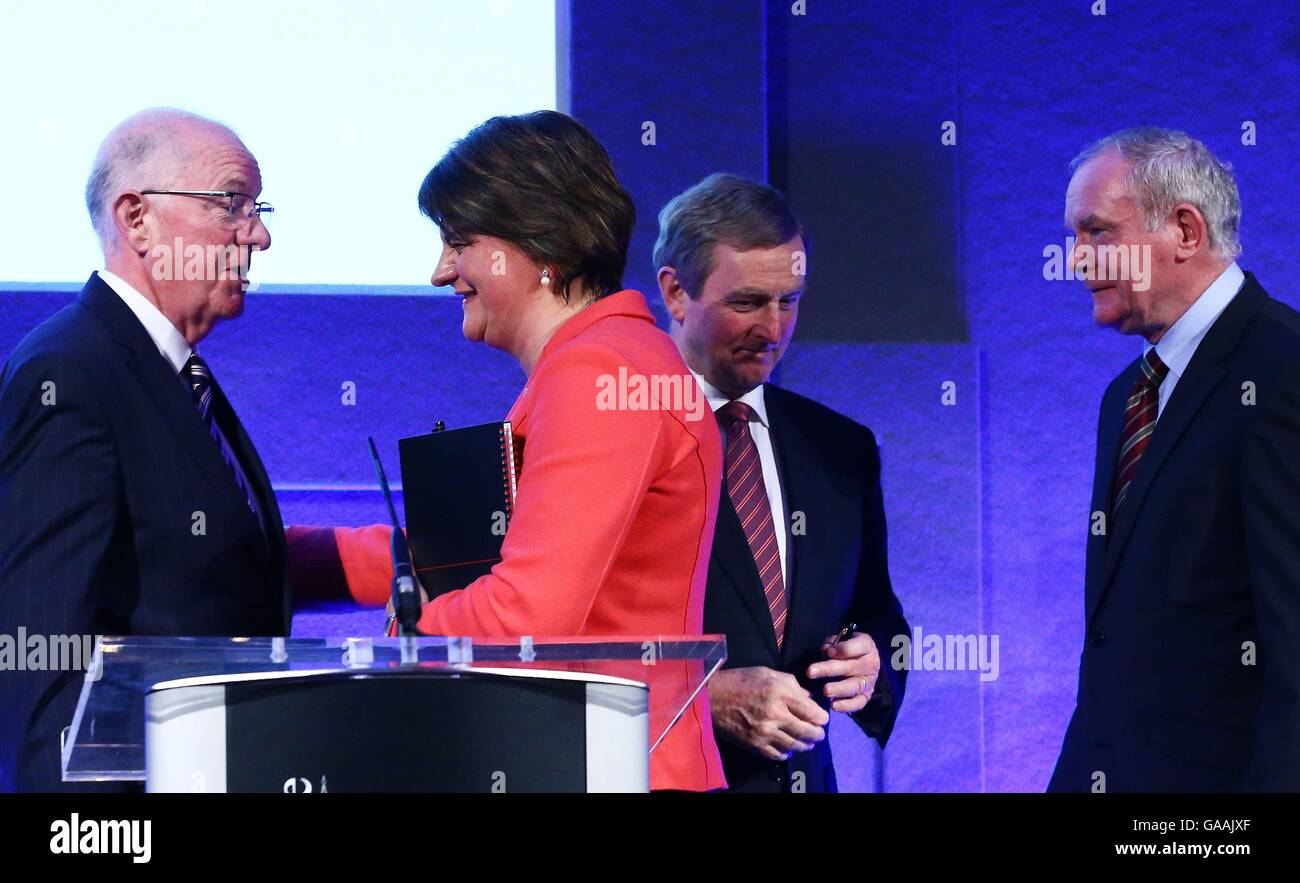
[367,436,422,664]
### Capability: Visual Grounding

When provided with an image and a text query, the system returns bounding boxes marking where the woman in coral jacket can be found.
[294,111,725,791]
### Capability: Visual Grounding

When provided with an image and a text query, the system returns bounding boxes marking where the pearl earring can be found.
[540,268,551,285]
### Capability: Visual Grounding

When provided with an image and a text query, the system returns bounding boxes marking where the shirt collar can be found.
[689,369,769,427]
[1146,261,1244,379]
[97,269,193,374]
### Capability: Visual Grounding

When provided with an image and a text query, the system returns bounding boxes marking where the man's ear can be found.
[112,191,152,256]
[657,266,689,324]
[1171,202,1210,261]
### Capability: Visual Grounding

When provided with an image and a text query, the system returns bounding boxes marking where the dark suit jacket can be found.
[0,274,290,792]
[704,383,908,793]
[1050,272,1300,793]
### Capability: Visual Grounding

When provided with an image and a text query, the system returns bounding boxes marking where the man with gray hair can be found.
[0,108,287,791]
[656,173,908,792]
[1051,127,1300,791]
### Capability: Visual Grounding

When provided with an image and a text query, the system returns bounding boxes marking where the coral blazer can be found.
[304,291,726,791]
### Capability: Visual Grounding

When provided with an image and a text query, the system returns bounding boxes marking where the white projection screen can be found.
[0,0,558,289]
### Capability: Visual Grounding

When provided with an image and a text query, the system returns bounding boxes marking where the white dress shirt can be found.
[97,269,193,376]
[1147,262,1244,418]
[691,371,788,587]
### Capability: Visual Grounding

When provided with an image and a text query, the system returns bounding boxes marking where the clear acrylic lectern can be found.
[62,634,726,793]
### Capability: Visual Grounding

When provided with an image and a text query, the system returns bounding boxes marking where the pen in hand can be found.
[830,622,858,646]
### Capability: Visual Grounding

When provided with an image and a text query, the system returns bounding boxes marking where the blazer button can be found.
[1089,632,1107,647]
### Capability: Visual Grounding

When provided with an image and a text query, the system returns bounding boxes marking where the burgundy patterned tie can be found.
[1111,348,1170,518]
[717,401,787,648]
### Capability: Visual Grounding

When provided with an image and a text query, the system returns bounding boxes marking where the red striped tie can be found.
[718,401,787,648]
[1111,348,1170,518]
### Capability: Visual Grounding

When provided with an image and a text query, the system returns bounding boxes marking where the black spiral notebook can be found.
[398,421,519,598]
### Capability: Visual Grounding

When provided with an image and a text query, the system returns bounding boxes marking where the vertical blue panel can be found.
[767,0,966,342]
[566,0,768,309]
[779,343,983,792]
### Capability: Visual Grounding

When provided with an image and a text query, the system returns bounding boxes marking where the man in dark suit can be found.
[0,108,288,791]
[1051,127,1300,792]
[655,174,908,792]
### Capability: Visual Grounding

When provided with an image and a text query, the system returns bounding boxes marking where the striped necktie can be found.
[1111,348,1170,517]
[183,353,260,519]
[718,400,788,648]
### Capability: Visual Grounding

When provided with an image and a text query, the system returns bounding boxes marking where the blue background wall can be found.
[5,0,1299,791]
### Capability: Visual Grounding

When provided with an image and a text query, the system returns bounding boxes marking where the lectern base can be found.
[146,668,649,792]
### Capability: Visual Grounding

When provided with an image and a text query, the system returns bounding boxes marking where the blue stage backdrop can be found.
[4,0,1299,791]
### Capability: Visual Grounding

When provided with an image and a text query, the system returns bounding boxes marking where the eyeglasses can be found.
[139,190,274,226]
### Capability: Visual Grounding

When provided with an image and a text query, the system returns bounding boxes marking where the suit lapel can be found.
[1083,367,1133,619]
[211,384,278,551]
[714,491,782,660]
[212,380,289,625]
[1088,275,1267,623]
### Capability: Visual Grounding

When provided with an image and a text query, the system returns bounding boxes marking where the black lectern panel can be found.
[224,672,587,792]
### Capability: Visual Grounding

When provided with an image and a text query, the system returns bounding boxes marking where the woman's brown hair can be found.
[419,110,636,302]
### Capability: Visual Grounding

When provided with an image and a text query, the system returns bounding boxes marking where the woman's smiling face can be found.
[431,230,542,351]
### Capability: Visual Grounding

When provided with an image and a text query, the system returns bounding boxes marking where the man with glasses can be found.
[0,108,284,791]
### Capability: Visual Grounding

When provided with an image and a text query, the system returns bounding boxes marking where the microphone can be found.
[388,516,421,637]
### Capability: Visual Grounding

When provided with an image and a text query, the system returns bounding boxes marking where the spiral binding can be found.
[500,421,519,522]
